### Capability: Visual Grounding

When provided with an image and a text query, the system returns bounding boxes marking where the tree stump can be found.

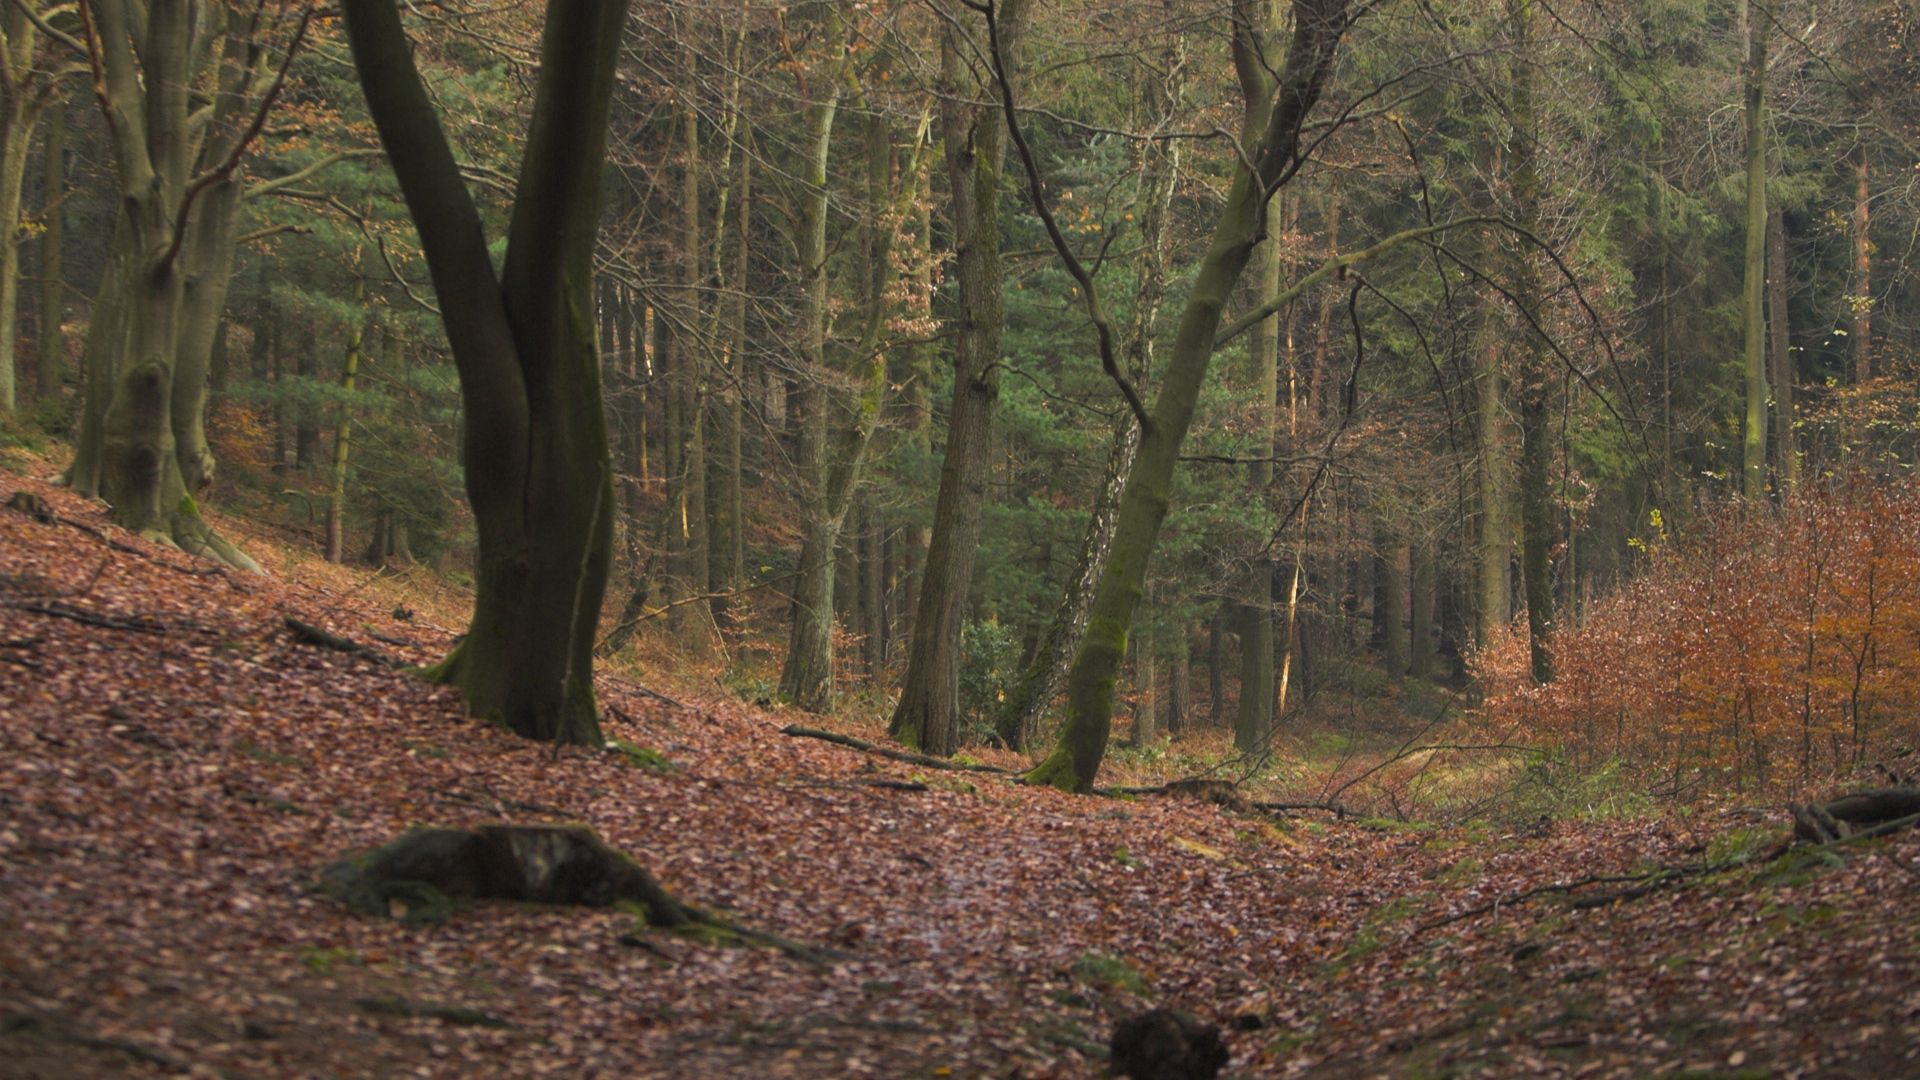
[1110,1008,1229,1080]
[319,824,691,926]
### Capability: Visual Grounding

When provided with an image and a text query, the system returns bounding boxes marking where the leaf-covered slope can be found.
[2,469,1917,1078]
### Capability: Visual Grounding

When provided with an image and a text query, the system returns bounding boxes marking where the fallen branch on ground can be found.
[284,616,402,668]
[781,725,1009,773]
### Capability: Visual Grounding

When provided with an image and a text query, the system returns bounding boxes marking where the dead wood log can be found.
[284,616,402,668]
[319,824,840,964]
[1792,788,1920,844]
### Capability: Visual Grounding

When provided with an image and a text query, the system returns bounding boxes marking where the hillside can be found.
[3,464,1919,1079]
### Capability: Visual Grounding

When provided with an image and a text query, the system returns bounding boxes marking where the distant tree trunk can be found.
[1130,621,1157,746]
[665,34,711,652]
[778,18,853,711]
[861,505,886,674]
[34,94,63,400]
[1162,632,1190,735]
[708,154,749,628]
[1739,0,1770,500]
[325,273,368,564]
[1509,0,1553,683]
[1409,541,1434,679]
[1767,207,1797,489]
[1234,223,1281,754]
[890,0,1025,754]
[1850,149,1871,384]
[343,0,629,744]
[1382,531,1408,679]
[1208,608,1226,728]
[1474,319,1510,649]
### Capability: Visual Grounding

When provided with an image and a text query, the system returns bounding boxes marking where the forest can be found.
[3,0,1920,1075]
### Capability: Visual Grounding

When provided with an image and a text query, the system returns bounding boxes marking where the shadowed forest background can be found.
[4,0,1920,1074]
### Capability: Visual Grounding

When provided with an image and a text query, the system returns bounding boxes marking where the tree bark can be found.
[889,0,1025,755]
[1027,0,1348,792]
[343,0,629,744]
[1767,207,1797,489]
[1739,0,1770,499]
[1850,149,1870,383]
[34,92,62,400]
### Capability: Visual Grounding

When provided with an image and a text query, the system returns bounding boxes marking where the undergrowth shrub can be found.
[1475,477,1920,798]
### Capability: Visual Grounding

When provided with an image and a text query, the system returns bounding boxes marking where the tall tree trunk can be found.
[996,33,1180,750]
[326,273,368,563]
[1409,541,1434,680]
[34,93,62,400]
[1028,0,1349,792]
[1767,207,1797,489]
[665,31,711,651]
[1510,0,1554,683]
[1162,631,1190,735]
[1850,148,1871,383]
[1475,322,1510,650]
[1739,0,1770,500]
[344,0,629,744]
[64,220,129,496]
[0,30,38,416]
[890,0,1026,755]
[1131,622,1157,746]
[1233,223,1282,753]
[1380,528,1408,678]
[777,21,850,711]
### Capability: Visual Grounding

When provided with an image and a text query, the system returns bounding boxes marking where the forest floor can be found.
[3,457,1920,1079]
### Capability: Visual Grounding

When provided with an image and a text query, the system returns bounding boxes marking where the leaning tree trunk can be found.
[344,0,628,744]
[996,37,1180,751]
[1028,0,1349,792]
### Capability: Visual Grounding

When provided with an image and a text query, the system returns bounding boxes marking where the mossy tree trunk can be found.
[997,41,1181,752]
[343,0,629,744]
[1028,0,1350,792]
[70,0,345,570]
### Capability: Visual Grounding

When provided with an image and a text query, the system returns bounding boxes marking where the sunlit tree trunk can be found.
[1850,149,1871,384]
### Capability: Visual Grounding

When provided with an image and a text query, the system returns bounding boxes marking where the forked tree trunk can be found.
[343,0,628,744]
